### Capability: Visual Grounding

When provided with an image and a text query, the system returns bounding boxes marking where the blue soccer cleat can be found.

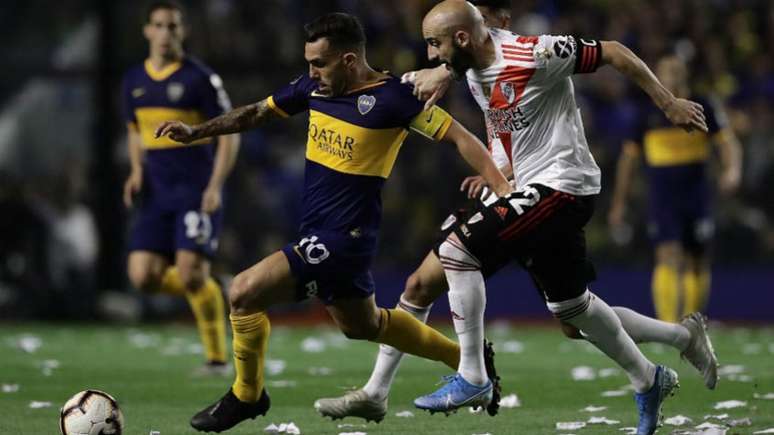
[414,374,493,415]
[634,365,680,435]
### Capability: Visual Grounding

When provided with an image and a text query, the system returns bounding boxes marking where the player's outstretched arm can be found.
[402,65,454,111]
[443,119,512,197]
[599,41,707,133]
[155,98,279,143]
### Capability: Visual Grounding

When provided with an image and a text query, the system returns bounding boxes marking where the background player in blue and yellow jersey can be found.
[121,1,239,373]
[155,12,512,433]
[609,55,742,323]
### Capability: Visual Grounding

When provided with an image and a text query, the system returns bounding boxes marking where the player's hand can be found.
[663,98,708,133]
[719,168,741,196]
[607,201,626,228]
[402,66,453,111]
[123,170,142,208]
[201,186,221,213]
[155,121,197,143]
[460,175,491,200]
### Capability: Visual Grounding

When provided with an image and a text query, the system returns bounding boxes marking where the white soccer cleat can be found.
[680,313,719,389]
[314,389,387,423]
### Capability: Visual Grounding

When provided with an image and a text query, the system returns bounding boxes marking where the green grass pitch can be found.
[1,322,773,434]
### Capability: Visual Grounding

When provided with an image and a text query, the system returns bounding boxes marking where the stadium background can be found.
[1,0,773,323]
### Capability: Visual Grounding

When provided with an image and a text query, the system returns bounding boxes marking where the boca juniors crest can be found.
[167,82,185,102]
[357,94,376,115]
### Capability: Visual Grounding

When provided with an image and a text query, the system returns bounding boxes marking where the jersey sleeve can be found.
[408,105,454,141]
[199,72,232,119]
[268,75,316,117]
[121,74,137,127]
[535,35,603,84]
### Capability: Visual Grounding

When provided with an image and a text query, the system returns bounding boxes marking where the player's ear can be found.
[342,52,358,69]
[454,30,470,48]
[143,23,152,41]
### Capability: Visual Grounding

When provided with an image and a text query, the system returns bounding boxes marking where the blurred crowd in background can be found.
[1,0,772,319]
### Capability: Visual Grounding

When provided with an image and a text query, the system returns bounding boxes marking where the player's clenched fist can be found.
[123,170,142,208]
[155,120,197,143]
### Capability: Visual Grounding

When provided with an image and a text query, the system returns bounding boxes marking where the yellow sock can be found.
[374,308,460,370]
[186,278,227,363]
[230,312,270,402]
[682,269,711,317]
[159,267,187,296]
[652,264,680,323]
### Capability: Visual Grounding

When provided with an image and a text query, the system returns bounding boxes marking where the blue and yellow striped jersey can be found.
[268,74,453,236]
[121,57,231,201]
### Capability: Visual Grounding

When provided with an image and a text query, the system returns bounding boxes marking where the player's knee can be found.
[338,317,380,341]
[128,268,163,293]
[403,273,438,307]
[228,271,264,312]
[560,321,584,340]
[177,265,206,292]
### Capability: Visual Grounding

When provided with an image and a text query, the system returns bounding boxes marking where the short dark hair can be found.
[304,13,366,52]
[146,0,185,23]
[469,0,510,11]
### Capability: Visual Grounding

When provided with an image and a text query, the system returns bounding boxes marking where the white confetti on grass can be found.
[619,428,637,434]
[727,374,753,382]
[743,343,762,354]
[714,400,747,409]
[703,414,729,420]
[266,359,287,376]
[308,367,332,376]
[598,368,620,378]
[753,429,774,434]
[501,340,524,353]
[665,415,693,426]
[301,337,326,353]
[339,432,367,435]
[337,424,367,429]
[267,380,297,388]
[17,335,42,353]
[264,422,301,434]
[571,366,596,381]
[602,390,628,397]
[727,418,752,427]
[2,384,19,393]
[499,393,521,408]
[556,422,586,430]
[29,401,52,409]
[581,405,607,412]
[395,410,414,418]
[754,393,774,400]
[39,359,60,377]
[717,365,746,376]
[587,416,620,425]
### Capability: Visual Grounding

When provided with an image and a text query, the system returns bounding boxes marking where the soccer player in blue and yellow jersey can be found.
[121,1,239,374]
[609,55,742,323]
[155,12,512,433]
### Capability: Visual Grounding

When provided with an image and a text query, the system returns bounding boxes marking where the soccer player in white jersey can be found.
[405,2,709,434]
[314,0,718,428]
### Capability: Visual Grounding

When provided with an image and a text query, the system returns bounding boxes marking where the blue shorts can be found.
[128,200,222,259]
[648,166,713,253]
[281,230,376,305]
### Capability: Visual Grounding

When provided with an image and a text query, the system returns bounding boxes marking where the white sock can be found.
[362,296,432,400]
[548,290,657,393]
[439,238,487,386]
[612,306,691,351]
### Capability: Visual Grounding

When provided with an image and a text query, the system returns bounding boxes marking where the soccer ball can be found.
[59,390,124,435]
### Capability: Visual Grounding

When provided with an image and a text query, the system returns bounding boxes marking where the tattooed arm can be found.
[155,99,279,143]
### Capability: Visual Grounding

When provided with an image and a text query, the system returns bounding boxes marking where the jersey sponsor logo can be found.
[167,82,185,102]
[486,105,530,139]
[357,94,376,115]
[553,37,574,58]
[131,87,146,98]
[309,123,356,161]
